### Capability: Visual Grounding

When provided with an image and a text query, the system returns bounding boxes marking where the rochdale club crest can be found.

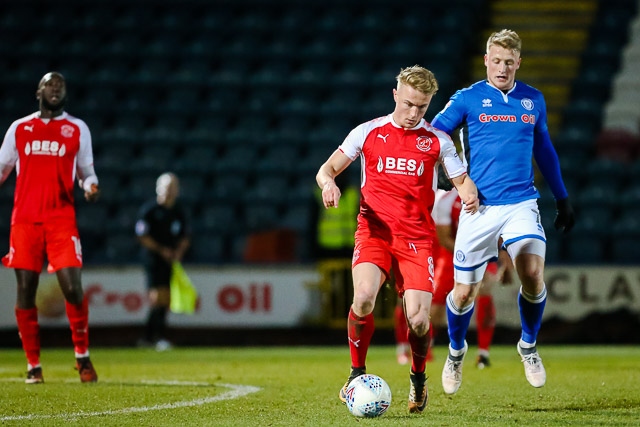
[521,98,534,111]
[415,135,432,152]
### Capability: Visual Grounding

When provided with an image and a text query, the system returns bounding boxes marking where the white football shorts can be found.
[453,199,546,284]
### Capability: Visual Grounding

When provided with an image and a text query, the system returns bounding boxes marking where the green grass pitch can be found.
[0,345,638,426]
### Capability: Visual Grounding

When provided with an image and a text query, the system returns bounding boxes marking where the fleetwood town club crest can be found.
[61,124,75,138]
[415,135,433,152]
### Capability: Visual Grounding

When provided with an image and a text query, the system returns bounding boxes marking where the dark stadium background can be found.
[0,0,638,347]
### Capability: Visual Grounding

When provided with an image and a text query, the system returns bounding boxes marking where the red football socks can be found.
[476,295,496,352]
[65,297,90,355]
[347,307,374,369]
[15,306,40,368]
[408,328,431,374]
[393,304,409,345]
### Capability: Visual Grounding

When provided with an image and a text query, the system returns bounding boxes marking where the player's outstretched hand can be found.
[84,183,100,202]
[554,197,574,234]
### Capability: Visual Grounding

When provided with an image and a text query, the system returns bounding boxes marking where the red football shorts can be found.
[432,249,454,306]
[352,234,435,296]
[3,221,83,273]
[486,260,498,275]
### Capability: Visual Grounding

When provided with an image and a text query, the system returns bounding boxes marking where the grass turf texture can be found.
[0,345,638,426]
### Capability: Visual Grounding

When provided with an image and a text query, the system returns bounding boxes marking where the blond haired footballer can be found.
[432,30,574,394]
[317,65,478,413]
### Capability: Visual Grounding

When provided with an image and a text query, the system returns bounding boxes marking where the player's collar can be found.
[390,114,424,130]
[485,80,517,95]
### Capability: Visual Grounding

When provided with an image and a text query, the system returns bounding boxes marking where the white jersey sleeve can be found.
[68,115,99,190]
[339,116,389,161]
[434,129,466,180]
[432,188,459,225]
[69,116,94,169]
[339,123,368,161]
[0,120,21,168]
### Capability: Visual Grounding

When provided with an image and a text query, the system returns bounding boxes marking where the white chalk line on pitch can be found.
[0,381,261,421]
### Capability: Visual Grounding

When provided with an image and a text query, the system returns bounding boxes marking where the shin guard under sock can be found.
[347,307,374,369]
[15,306,40,368]
[65,298,90,355]
[476,295,495,352]
[408,328,431,374]
[518,286,547,344]
[446,293,474,351]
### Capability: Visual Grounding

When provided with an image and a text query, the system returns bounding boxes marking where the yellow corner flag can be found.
[170,262,197,314]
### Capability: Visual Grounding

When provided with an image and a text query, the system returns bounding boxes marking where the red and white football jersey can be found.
[432,188,462,237]
[339,115,466,241]
[0,112,94,224]
[432,188,462,261]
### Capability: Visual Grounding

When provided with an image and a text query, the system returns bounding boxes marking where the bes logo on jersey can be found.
[377,156,424,176]
[24,140,66,157]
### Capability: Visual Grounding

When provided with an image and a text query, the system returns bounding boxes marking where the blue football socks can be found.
[446,292,474,352]
[518,285,547,345]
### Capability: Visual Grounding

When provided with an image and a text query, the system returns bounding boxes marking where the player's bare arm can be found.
[451,174,479,214]
[316,149,352,209]
[0,162,14,186]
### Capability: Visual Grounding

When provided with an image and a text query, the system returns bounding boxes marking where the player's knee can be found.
[407,314,429,337]
[352,295,375,316]
[453,284,476,306]
[65,290,84,305]
[516,258,544,286]
[520,266,543,285]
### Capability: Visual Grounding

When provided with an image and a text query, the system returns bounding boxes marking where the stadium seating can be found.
[103,232,139,264]
[189,233,227,263]
[611,212,640,264]
[565,233,607,265]
[554,0,640,264]
[3,0,637,265]
[595,129,640,162]
[195,205,238,234]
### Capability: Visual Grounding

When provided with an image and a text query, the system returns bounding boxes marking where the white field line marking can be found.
[0,382,261,421]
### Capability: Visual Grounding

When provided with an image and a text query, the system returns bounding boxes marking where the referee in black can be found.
[135,172,191,351]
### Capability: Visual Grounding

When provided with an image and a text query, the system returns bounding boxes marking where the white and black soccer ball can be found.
[345,374,392,418]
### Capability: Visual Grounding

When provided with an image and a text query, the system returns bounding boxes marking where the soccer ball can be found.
[345,374,392,418]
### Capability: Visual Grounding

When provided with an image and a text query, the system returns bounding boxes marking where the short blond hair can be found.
[396,65,439,95]
[486,29,521,54]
